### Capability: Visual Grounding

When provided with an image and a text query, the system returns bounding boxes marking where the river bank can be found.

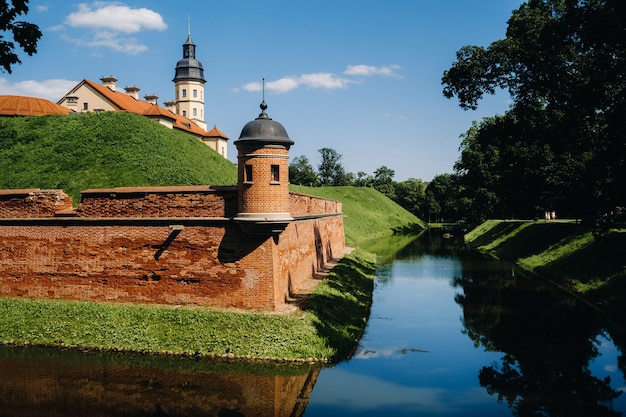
[464,219,626,313]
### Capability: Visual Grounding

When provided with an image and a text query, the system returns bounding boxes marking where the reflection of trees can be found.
[368,231,465,285]
[454,259,622,417]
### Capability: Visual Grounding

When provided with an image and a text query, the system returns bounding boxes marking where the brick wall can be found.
[77,186,238,218]
[0,189,73,218]
[0,187,345,310]
[237,146,290,214]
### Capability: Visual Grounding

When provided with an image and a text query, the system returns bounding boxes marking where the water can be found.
[1,232,625,416]
[304,232,626,416]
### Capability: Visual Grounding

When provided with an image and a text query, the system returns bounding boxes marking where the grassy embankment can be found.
[0,112,238,203]
[0,113,424,362]
[465,219,626,312]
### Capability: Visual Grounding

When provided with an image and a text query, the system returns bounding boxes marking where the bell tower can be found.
[173,27,207,130]
[234,100,294,236]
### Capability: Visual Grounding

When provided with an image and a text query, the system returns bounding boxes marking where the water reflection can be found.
[454,252,622,416]
[2,231,624,416]
[306,231,625,416]
[0,346,320,417]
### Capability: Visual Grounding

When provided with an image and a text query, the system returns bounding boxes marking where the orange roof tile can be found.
[79,79,212,138]
[206,126,229,139]
[0,95,73,116]
[143,104,176,120]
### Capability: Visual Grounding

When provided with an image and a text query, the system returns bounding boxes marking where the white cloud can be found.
[240,64,401,94]
[66,3,167,33]
[242,73,352,94]
[36,5,49,12]
[344,64,402,78]
[77,30,148,54]
[0,78,79,102]
[61,2,166,55]
[299,73,352,89]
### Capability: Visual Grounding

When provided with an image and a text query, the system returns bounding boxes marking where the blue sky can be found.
[0,0,523,181]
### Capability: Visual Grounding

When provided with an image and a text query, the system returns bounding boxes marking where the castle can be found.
[0,99,346,311]
[56,32,229,158]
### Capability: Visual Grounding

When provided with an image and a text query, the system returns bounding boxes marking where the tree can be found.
[425,173,462,223]
[317,148,346,186]
[443,0,626,226]
[289,155,318,186]
[395,178,428,218]
[354,171,372,187]
[0,0,42,73]
[372,165,396,199]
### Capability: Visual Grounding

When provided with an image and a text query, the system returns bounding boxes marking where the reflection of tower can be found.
[173,29,207,130]
[234,100,294,236]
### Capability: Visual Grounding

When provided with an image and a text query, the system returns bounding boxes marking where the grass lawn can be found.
[0,249,376,363]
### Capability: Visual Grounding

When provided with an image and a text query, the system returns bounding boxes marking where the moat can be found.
[1,231,625,416]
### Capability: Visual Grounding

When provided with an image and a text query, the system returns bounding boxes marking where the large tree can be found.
[372,165,396,199]
[289,155,319,186]
[317,148,346,186]
[0,0,42,73]
[443,0,626,225]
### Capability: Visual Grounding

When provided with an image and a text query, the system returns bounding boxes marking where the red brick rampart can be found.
[0,187,345,310]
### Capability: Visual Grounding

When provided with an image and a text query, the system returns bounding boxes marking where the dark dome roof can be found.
[235,101,294,147]
[173,34,206,82]
[174,58,205,81]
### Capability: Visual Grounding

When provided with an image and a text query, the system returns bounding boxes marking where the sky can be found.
[0,0,524,182]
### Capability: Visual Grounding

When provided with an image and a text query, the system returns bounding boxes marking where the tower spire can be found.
[188,15,190,36]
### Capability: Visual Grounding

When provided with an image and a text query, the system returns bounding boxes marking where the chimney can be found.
[163,100,176,113]
[124,85,140,100]
[100,75,117,91]
[144,94,158,105]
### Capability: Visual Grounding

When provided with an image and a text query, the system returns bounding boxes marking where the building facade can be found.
[172,32,207,130]
[57,33,227,158]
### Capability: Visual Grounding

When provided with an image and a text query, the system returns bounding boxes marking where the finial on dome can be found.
[257,78,270,119]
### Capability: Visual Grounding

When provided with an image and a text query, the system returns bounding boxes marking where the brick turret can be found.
[234,100,294,236]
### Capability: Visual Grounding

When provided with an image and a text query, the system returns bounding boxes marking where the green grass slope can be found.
[290,185,427,246]
[0,112,237,203]
[465,220,626,290]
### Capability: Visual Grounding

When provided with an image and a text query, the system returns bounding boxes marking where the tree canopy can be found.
[443,0,626,227]
[0,0,42,73]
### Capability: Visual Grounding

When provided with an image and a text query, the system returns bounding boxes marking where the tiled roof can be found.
[77,79,211,138]
[143,104,176,121]
[206,126,229,139]
[0,95,73,116]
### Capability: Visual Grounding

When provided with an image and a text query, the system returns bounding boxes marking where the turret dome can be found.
[235,101,294,148]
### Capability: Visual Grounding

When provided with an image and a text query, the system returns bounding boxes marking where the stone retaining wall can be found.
[0,187,345,310]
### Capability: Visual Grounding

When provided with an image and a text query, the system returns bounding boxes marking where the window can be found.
[193,108,197,117]
[245,165,253,182]
[83,102,88,110]
[182,110,187,117]
[182,89,187,98]
[193,89,197,98]
[271,165,280,182]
